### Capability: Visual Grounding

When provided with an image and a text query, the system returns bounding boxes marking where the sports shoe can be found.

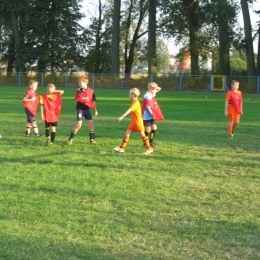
[150,141,158,147]
[143,149,153,155]
[25,134,31,137]
[46,137,51,146]
[113,147,124,153]
[35,133,42,137]
[67,139,73,145]
[228,134,234,139]
[90,140,97,145]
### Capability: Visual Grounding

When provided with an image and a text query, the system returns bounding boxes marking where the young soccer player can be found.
[113,88,153,155]
[142,82,164,147]
[67,76,98,145]
[22,80,42,137]
[224,80,243,138]
[40,84,64,146]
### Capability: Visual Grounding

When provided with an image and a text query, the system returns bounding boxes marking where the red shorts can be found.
[228,114,240,122]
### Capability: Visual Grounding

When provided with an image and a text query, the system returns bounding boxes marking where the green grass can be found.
[0,86,260,259]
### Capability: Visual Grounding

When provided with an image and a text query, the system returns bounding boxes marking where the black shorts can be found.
[77,108,92,121]
[45,121,58,127]
[25,108,36,123]
[143,119,156,127]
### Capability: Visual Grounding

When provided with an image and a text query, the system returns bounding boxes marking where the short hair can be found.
[130,88,140,98]
[231,80,239,86]
[28,80,38,86]
[78,76,89,84]
[148,82,158,89]
[47,83,56,89]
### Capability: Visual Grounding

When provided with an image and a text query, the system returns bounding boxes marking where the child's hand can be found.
[94,110,98,116]
[31,96,36,101]
[117,116,123,122]
[41,115,45,121]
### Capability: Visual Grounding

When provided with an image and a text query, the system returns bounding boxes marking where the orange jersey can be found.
[127,99,144,133]
[226,90,243,115]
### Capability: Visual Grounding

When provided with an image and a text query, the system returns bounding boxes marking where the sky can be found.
[80,0,260,55]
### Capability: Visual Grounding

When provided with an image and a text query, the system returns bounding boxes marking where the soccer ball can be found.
[0,135,2,139]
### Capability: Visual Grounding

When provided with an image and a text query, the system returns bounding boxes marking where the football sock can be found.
[142,135,152,150]
[51,132,56,143]
[232,123,238,132]
[89,131,95,141]
[33,125,39,134]
[228,124,233,136]
[45,129,50,138]
[120,136,129,149]
[68,131,76,140]
[145,131,149,137]
[26,126,31,135]
[150,130,156,143]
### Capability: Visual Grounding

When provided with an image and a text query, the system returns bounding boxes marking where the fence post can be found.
[150,74,153,82]
[65,73,68,88]
[120,73,124,89]
[92,73,95,88]
[18,72,21,86]
[257,76,260,94]
[179,74,183,91]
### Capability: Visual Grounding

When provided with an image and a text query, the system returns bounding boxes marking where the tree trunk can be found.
[111,0,121,75]
[241,0,256,76]
[148,0,157,75]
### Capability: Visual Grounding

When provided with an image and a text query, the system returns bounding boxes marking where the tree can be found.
[240,0,256,75]
[111,0,121,74]
[148,0,157,74]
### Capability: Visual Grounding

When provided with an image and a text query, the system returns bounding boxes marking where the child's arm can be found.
[53,90,64,95]
[155,86,161,93]
[23,96,36,102]
[118,109,131,122]
[93,102,98,116]
[224,100,228,116]
[40,105,45,121]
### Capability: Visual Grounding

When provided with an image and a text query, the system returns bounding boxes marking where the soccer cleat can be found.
[67,139,73,145]
[150,141,158,147]
[35,133,42,137]
[228,134,234,139]
[143,149,153,155]
[90,140,97,145]
[113,147,124,153]
[46,137,51,146]
[25,134,31,137]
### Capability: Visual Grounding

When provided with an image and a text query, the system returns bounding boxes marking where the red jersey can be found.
[40,93,62,122]
[23,90,40,116]
[226,90,243,115]
[142,95,164,121]
[75,87,96,109]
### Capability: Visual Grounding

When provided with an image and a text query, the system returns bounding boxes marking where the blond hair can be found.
[28,80,38,86]
[231,80,239,86]
[148,82,158,90]
[78,76,89,84]
[130,88,140,98]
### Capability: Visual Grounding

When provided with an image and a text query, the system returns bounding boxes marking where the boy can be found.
[113,88,153,155]
[23,80,42,137]
[40,84,64,146]
[142,82,164,147]
[67,76,98,145]
[224,80,243,138]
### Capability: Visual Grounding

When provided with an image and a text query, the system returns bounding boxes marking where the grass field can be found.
[0,85,260,260]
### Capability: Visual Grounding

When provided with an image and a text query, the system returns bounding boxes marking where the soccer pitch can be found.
[0,86,260,259]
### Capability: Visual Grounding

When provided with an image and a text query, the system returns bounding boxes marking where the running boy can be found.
[40,84,64,146]
[113,88,153,155]
[142,82,164,147]
[224,80,243,138]
[67,76,98,145]
[23,80,42,137]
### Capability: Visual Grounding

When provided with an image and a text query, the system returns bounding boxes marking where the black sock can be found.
[51,132,56,143]
[89,131,94,141]
[45,129,50,138]
[69,131,75,140]
[150,130,156,143]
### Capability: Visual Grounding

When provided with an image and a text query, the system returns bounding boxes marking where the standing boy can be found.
[40,84,64,146]
[113,88,153,155]
[142,82,164,147]
[67,76,98,145]
[224,80,243,138]
[23,80,42,137]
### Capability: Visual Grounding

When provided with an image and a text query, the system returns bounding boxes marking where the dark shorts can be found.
[45,121,58,127]
[143,119,156,127]
[25,108,36,123]
[77,109,92,121]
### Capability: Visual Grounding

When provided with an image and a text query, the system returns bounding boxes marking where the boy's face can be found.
[47,85,55,94]
[78,80,88,89]
[148,87,156,95]
[232,82,239,91]
[30,83,38,92]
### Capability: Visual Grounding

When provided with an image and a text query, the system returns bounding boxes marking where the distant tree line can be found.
[0,0,259,75]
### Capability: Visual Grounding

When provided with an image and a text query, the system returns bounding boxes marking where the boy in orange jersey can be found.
[67,76,98,145]
[224,80,243,138]
[40,84,64,146]
[113,88,153,155]
[22,80,42,137]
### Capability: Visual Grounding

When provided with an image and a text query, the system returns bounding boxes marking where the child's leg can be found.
[119,130,131,150]
[51,126,56,143]
[140,132,152,150]
[150,124,157,144]
[68,121,82,141]
[228,122,233,136]
[87,119,95,143]
[25,123,32,136]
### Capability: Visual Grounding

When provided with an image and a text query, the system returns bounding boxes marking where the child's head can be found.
[78,76,89,89]
[28,80,38,91]
[47,83,56,94]
[231,80,239,91]
[129,88,140,99]
[148,82,158,93]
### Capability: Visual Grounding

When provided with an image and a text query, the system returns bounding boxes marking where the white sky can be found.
[80,0,260,55]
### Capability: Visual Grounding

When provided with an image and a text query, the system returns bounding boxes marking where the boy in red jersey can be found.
[40,84,64,146]
[113,88,153,155]
[142,82,164,147]
[22,80,42,137]
[67,76,98,145]
[224,80,243,138]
